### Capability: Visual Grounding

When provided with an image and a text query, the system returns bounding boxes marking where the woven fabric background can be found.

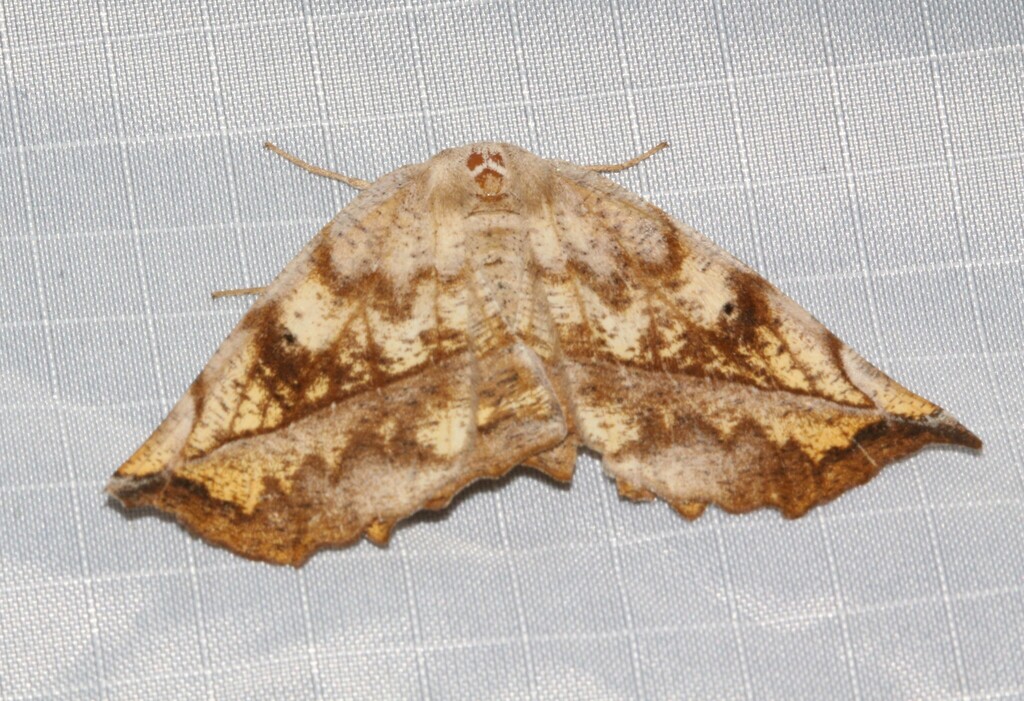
[1,1,1022,699]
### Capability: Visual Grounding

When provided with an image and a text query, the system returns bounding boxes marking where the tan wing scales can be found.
[535,163,979,518]
[109,162,567,565]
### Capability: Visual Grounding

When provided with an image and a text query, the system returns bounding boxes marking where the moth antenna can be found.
[264,141,373,190]
[211,285,267,299]
[582,141,669,173]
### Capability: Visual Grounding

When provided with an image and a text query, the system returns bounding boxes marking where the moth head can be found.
[465,146,507,198]
[426,143,547,217]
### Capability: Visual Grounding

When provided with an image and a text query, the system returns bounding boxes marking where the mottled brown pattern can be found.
[108,142,980,565]
[115,345,565,565]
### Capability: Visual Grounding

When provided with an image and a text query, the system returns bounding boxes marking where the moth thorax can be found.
[471,227,533,327]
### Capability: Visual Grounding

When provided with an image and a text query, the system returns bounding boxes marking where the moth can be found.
[108,141,981,565]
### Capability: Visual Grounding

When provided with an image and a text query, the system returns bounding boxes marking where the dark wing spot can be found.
[722,302,735,316]
[282,330,297,345]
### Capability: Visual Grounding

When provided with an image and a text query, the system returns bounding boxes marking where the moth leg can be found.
[582,141,668,173]
[264,141,372,190]
[210,285,267,299]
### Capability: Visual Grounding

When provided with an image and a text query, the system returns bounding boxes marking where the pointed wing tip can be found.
[928,411,982,450]
[104,478,127,506]
[105,472,166,508]
[951,425,983,451]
